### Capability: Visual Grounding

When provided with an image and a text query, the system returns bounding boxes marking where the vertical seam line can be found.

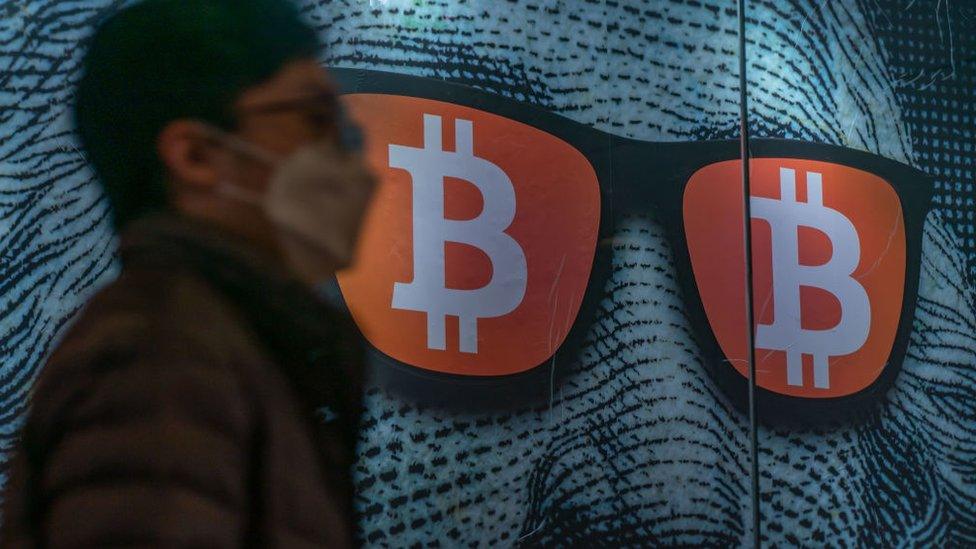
[737,0,762,547]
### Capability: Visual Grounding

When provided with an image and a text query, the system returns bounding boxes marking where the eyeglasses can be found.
[329,68,933,421]
[239,88,336,110]
[236,90,365,152]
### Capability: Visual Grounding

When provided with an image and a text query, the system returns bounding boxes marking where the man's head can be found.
[74,0,373,278]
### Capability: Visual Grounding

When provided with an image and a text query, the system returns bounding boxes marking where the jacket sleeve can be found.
[23,342,255,548]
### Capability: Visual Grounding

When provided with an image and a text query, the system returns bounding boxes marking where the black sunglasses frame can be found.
[330,68,934,422]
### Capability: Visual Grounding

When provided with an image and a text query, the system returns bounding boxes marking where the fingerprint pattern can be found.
[0,0,119,474]
[0,0,973,546]
[868,1,976,279]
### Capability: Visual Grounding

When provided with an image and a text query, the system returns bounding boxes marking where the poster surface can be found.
[0,0,973,546]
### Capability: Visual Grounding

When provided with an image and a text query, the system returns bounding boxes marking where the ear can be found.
[156,119,224,191]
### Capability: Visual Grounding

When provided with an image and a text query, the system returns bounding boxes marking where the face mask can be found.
[206,127,378,279]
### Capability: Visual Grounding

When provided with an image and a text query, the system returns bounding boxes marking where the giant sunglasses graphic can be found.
[330,68,932,421]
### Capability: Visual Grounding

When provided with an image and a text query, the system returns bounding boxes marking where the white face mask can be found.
[206,127,378,279]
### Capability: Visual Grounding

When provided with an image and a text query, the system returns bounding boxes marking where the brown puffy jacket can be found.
[1,214,364,547]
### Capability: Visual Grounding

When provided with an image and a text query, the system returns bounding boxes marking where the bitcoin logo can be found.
[751,168,871,389]
[388,114,528,354]
[337,94,600,376]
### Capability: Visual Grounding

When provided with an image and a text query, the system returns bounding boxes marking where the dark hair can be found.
[74,0,320,230]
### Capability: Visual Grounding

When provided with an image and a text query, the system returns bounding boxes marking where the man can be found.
[1,0,376,546]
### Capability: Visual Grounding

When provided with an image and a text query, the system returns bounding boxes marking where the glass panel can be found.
[745,0,976,545]
[0,1,752,546]
[310,0,749,546]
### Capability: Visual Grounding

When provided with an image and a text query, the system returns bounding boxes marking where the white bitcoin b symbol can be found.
[389,114,527,354]
[752,168,871,389]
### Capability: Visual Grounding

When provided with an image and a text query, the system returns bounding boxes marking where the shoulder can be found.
[29,265,267,438]
[51,262,267,373]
